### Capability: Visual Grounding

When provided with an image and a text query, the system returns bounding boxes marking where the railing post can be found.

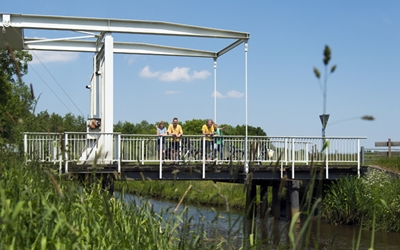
[291,138,295,179]
[141,140,144,165]
[202,137,205,179]
[159,136,163,179]
[325,141,329,179]
[284,138,288,165]
[117,134,121,173]
[58,134,62,174]
[64,133,68,173]
[23,133,27,163]
[305,142,309,165]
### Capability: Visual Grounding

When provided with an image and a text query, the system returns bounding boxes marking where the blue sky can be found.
[2,1,399,148]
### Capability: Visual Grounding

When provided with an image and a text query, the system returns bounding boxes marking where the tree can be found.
[182,119,206,135]
[0,49,34,143]
[114,120,267,136]
[224,124,267,136]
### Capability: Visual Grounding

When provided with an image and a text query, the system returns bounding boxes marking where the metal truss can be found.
[1,13,250,57]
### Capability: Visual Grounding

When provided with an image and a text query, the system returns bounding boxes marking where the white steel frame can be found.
[1,13,250,170]
[23,132,366,179]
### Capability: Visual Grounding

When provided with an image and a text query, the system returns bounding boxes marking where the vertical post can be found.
[202,137,206,179]
[305,142,309,165]
[159,137,163,179]
[360,145,364,164]
[291,138,295,179]
[117,134,121,173]
[141,140,144,165]
[284,138,288,165]
[388,138,392,158]
[260,183,269,219]
[272,181,280,220]
[290,181,301,223]
[213,58,217,123]
[245,183,257,219]
[286,182,291,221]
[23,133,27,160]
[244,41,249,174]
[325,144,329,179]
[64,133,68,173]
[103,33,114,163]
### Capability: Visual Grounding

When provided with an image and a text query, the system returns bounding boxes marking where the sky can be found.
[1,1,399,148]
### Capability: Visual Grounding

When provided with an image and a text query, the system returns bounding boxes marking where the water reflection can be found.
[115,192,400,249]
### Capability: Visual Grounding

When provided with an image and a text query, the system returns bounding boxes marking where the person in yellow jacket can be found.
[201,119,214,161]
[167,117,183,164]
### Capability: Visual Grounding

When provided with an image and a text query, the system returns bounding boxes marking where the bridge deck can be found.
[66,163,364,182]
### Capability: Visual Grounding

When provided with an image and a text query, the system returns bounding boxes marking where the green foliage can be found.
[182,119,207,134]
[0,49,34,143]
[114,120,157,134]
[322,169,400,232]
[116,180,247,210]
[374,156,400,173]
[0,49,32,83]
[0,153,226,249]
[114,119,267,136]
[322,177,364,225]
[29,111,86,133]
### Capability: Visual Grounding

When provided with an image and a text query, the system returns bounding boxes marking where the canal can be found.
[115,192,399,249]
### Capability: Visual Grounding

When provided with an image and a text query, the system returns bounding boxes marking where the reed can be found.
[0,151,223,249]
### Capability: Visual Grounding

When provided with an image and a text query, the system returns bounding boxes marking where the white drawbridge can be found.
[1,13,250,168]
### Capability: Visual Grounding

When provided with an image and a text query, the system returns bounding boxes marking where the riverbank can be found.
[115,180,250,210]
[116,162,400,233]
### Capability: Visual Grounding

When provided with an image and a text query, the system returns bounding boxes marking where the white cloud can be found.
[164,90,181,95]
[227,90,244,98]
[160,67,191,82]
[139,66,210,82]
[193,70,211,80]
[212,90,225,98]
[139,66,160,78]
[30,51,79,65]
[125,55,136,65]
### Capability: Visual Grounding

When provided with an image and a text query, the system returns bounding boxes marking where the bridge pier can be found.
[289,181,301,223]
[260,183,269,219]
[101,173,115,198]
[245,183,257,219]
[272,181,281,220]
[78,173,115,198]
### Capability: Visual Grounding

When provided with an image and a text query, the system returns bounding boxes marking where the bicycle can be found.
[226,144,245,162]
[254,146,274,165]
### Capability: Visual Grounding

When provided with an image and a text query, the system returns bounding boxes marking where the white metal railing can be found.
[23,132,366,179]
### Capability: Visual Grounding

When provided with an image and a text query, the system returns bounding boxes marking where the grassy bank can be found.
[116,180,250,210]
[322,168,400,232]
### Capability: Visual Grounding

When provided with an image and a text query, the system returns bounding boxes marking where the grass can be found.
[2,143,399,249]
[0,151,237,249]
[322,168,400,232]
[364,153,400,173]
[115,180,261,211]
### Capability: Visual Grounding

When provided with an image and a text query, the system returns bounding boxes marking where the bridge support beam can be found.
[260,183,269,219]
[245,182,257,220]
[272,181,280,220]
[286,180,301,223]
